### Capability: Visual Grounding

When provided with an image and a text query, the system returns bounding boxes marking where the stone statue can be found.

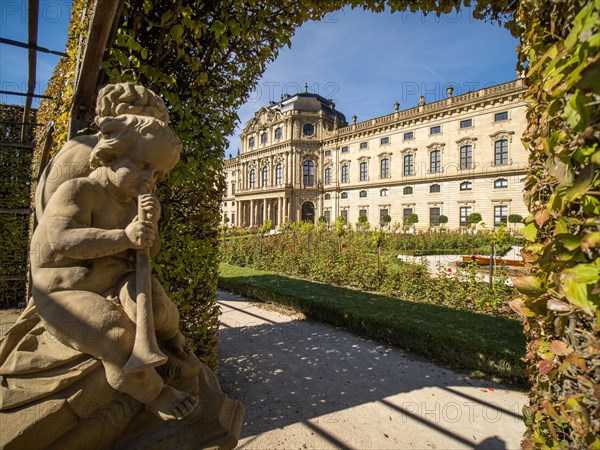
[0,84,243,449]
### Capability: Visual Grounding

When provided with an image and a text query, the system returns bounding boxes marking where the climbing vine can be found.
[510,0,600,447]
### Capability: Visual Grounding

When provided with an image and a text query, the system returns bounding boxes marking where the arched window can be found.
[275,127,282,140]
[430,184,440,193]
[430,149,441,173]
[231,182,236,195]
[324,193,331,200]
[380,158,390,178]
[341,165,349,183]
[303,160,315,186]
[360,161,368,181]
[403,154,414,176]
[248,137,255,148]
[460,181,472,191]
[260,132,267,145]
[262,167,269,187]
[324,167,331,184]
[341,192,349,199]
[303,123,314,136]
[359,190,367,198]
[301,202,315,223]
[275,164,283,185]
[494,178,508,188]
[460,145,472,169]
[403,186,413,195]
[249,169,256,188]
[494,139,508,165]
[380,188,389,197]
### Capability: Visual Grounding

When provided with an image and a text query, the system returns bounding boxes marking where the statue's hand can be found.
[140,194,161,223]
[125,217,156,249]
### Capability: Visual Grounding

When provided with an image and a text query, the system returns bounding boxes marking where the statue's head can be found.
[90,115,181,192]
[96,83,169,124]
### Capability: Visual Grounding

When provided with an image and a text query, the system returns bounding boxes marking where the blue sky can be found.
[0,3,518,153]
[0,1,72,108]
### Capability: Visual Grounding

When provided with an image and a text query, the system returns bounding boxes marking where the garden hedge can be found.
[0,105,35,306]
[21,0,596,444]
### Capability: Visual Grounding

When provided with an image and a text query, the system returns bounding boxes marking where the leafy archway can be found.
[33,1,598,446]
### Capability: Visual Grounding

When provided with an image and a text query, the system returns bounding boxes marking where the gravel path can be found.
[217,289,527,449]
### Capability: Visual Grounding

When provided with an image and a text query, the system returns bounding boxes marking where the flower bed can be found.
[220,228,518,316]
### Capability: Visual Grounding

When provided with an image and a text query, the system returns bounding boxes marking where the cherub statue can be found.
[0,84,242,449]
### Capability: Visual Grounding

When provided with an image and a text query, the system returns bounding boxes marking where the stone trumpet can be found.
[123,189,168,373]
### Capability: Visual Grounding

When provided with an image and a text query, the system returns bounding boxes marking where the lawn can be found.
[219,263,527,383]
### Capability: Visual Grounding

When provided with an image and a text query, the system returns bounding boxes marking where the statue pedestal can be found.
[114,364,244,450]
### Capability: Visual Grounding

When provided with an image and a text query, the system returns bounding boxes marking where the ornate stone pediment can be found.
[401,147,417,154]
[426,142,446,150]
[456,137,477,145]
[489,130,515,142]
[242,107,283,133]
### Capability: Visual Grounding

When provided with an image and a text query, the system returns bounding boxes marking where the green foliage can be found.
[405,213,419,227]
[380,214,392,228]
[508,214,523,224]
[467,212,483,224]
[0,105,35,305]
[221,229,518,316]
[258,220,273,236]
[513,0,600,446]
[219,263,526,381]
[439,215,449,224]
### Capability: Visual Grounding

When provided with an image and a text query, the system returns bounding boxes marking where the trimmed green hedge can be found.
[219,263,527,382]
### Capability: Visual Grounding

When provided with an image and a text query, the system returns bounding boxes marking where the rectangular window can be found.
[324,150,332,157]
[430,150,441,173]
[359,209,367,217]
[495,139,509,165]
[360,162,368,181]
[360,142,368,149]
[341,146,349,153]
[494,205,508,226]
[341,209,348,224]
[403,208,413,222]
[341,165,349,183]
[430,125,441,135]
[430,207,440,226]
[403,131,414,140]
[231,213,235,224]
[460,145,472,169]
[403,154,414,176]
[380,137,390,145]
[324,210,331,224]
[380,158,390,179]
[324,167,331,185]
[460,206,472,227]
[460,119,472,128]
[494,111,508,122]
[379,208,389,223]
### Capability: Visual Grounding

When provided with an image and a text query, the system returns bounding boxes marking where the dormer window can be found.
[248,137,255,148]
[275,127,282,140]
[303,123,314,136]
[260,132,267,145]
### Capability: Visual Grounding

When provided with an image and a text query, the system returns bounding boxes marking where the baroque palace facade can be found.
[221,79,528,230]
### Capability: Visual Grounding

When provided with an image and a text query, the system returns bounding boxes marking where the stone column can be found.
[250,199,254,227]
[262,201,267,225]
[267,202,271,223]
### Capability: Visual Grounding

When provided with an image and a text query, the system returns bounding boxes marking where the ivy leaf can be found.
[538,359,554,376]
[521,222,538,242]
[549,340,572,356]
[566,164,594,201]
[513,276,545,296]
[563,92,591,131]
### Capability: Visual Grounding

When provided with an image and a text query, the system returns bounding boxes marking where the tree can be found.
[405,213,419,228]
[439,215,448,225]
[380,214,392,229]
[356,214,370,233]
[467,212,482,225]
[334,215,347,251]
